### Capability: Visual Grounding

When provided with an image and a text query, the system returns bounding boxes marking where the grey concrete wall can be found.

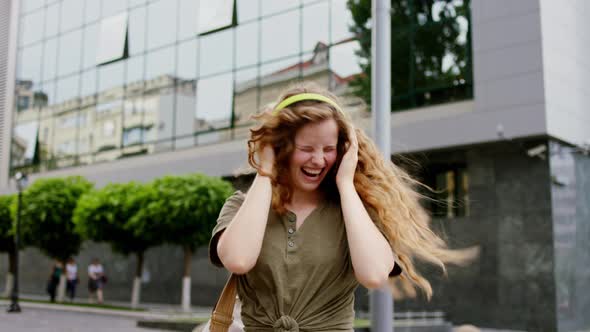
[549,141,590,332]
[540,1,590,147]
[0,242,228,306]
[384,139,557,331]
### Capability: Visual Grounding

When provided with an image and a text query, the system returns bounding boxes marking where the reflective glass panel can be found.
[56,74,80,103]
[198,0,234,35]
[96,12,128,65]
[194,73,233,145]
[38,115,55,165]
[129,0,147,7]
[18,44,43,85]
[60,0,84,32]
[236,21,259,68]
[178,0,198,40]
[42,38,58,81]
[259,56,300,107]
[58,30,82,77]
[85,0,101,23]
[81,69,97,97]
[129,7,147,56]
[94,96,123,160]
[102,0,128,17]
[237,0,259,23]
[177,40,197,80]
[22,0,45,13]
[195,73,233,132]
[147,0,178,49]
[174,83,196,149]
[42,81,56,107]
[11,121,39,167]
[331,0,354,43]
[329,40,362,79]
[302,1,329,52]
[20,10,45,46]
[98,61,124,92]
[145,46,175,81]
[126,55,145,84]
[54,111,83,157]
[45,3,60,38]
[82,23,99,69]
[199,29,233,76]
[261,10,300,62]
[261,0,299,16]
[234,68,258,137]
[146,87,174,152]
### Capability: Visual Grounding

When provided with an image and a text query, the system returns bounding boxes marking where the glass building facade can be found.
[11,0,472,174]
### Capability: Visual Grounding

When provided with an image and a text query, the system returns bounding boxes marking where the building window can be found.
[11,121,39,167]
[97,12,129,65]
[103,121,115,137]
[425,166,470,218]
[199,0,236,35]
[348,0,473,111]
[123,126,153,146]
[17,96,30,111]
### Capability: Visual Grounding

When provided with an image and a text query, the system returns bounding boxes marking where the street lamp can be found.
[7,172,28,313]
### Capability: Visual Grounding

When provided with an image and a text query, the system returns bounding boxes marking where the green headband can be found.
[272,93,343,115]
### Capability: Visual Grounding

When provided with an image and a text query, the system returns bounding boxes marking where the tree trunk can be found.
[57,274,66,302]
[3,273,13,298]
[3,250,17,297]
[8,248,16,275]
[182,246,192,312]
[53,259,67,302]
[131,251,144,309]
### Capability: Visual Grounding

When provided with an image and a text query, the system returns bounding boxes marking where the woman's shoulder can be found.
[221,190,246,208]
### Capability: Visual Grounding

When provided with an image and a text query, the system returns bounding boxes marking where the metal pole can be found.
[7,190,22,313]
[371,0,392,331]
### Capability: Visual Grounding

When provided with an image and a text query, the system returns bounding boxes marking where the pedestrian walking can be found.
[87,258,106,304]
[46,260,63,303]
[209,82,474,330]
[65,257,78,301]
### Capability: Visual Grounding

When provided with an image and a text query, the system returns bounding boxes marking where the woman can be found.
[65,257,78,301]
[209,83,473,331]
[46,261,63,303]
[88,258,105,304]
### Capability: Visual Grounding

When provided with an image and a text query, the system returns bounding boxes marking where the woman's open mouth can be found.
[301,167,324,179]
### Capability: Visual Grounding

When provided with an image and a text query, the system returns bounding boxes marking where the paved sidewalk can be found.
[0,306,172,332]
[0,295,212,321]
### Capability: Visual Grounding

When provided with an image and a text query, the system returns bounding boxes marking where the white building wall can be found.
[0,0,19,190]
[540,0,590,147]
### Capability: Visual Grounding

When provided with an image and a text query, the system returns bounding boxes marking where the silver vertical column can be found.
[370,0,393,331]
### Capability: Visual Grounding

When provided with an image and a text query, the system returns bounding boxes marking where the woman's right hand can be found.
[259,144,275,175]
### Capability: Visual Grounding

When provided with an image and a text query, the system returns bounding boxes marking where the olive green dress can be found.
[209,191,401,332]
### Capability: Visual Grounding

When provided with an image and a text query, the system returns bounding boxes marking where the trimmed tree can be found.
[131,174,233,311]
[347,0,471,110]
[73,182,161,309]
[0,195,16,297]
[16,176,93,301]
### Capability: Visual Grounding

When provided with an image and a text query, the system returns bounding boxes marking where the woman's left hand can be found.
[336,125,359,188]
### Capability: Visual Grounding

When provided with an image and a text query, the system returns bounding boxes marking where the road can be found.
[0,306,169,332]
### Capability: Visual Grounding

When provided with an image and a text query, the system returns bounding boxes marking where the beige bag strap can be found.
[209,274,238,332]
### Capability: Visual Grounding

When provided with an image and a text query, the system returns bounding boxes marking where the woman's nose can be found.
[311,151,324,164]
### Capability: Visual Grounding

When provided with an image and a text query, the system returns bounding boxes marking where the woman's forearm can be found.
[339,182,394,289]
[217,174,273,274]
